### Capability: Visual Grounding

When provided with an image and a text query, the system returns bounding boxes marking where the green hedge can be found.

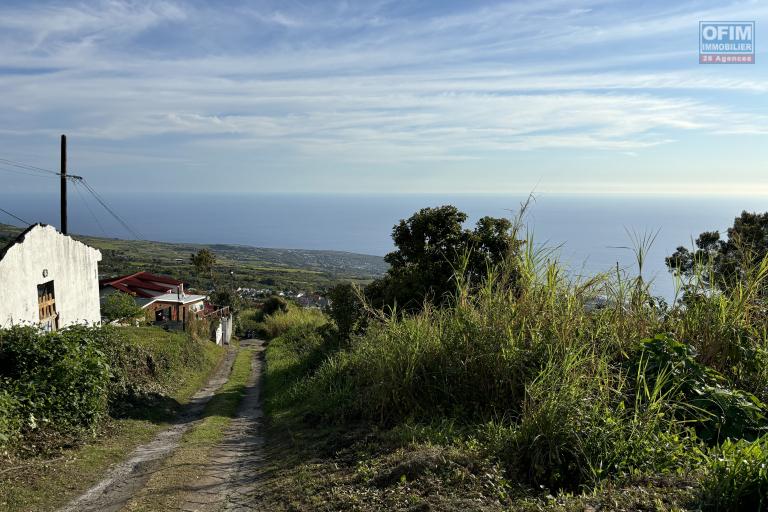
[0,324,222,454]
[0,326,111,445]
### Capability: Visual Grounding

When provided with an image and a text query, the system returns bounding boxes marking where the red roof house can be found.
[99,271,184,298]
[100,272,206,325]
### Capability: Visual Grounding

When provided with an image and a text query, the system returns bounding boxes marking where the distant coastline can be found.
[2,192,767,300]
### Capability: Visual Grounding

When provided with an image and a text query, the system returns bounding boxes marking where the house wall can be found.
[144,299,205,322]
[0,225,102,328]
[220,315,233,345]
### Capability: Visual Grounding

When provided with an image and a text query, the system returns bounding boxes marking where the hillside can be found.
[0,223,387,291]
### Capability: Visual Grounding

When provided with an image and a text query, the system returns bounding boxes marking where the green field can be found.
[0,223,387,291]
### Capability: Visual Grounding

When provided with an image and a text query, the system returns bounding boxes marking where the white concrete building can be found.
[0,224,102,330]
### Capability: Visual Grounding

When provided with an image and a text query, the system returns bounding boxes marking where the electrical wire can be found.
[79,178,143,240]
[0,164,59,179]
[0,154,143,240]
[0,207,30,226]
[0,157,60,176]
[72,179,108,237]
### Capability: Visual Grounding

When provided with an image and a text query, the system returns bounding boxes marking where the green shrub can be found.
[263,329,325,415]
[103,325,219,399]
[0,326,111,439]
[0,324,222,454]
[0,387,21,449]
[263,312,337,415]
[665,255,768,401]
[262,295,288,317]
[701,435,768,511]
[488,348,700,491]
[633,334,766,443]
[101,291,143,322]
[237,307,265,337]
[325,283,366,340]
[305,292,549,424]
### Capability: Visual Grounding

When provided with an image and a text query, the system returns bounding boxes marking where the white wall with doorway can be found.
[0,225,102,328]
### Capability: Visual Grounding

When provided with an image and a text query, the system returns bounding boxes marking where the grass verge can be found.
[124,346,254,511]
[0,327,225,512]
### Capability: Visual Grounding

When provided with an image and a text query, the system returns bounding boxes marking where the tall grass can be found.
[262,307,329,416]
[263,306,326,340]
[266,229,768,495]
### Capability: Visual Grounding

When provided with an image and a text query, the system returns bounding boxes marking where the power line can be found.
[79,178,143,240]
[0,157,82,180]
[0,154,142,240]
[0,207,30,226]
[0,165,57,180]
[72,180,108,237]
[0,157,59,176]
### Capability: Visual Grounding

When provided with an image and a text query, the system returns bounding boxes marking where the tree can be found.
[209,287,241,312]
[102,291,143,322]
[326,283,365,340]
[366,205,518,311]
[190,249,216,286]
[261,295,288,316]
[666,211,768,293]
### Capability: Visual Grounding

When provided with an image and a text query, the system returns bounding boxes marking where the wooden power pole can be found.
[60,134,67,235]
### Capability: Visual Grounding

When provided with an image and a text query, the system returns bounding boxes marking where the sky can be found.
[0,0,767,195]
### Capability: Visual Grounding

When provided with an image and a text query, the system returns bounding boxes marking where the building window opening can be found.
[37,280,58,331]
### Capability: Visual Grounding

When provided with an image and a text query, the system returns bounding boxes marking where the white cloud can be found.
[0,0,766,191]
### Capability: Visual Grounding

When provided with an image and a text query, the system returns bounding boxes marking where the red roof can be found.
[100,272,184,299]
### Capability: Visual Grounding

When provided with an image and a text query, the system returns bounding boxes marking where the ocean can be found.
[1,192,766,300]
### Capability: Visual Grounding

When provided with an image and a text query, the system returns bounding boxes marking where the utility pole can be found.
[60,134,67,235]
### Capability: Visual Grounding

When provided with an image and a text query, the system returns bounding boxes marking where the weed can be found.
[701,435,768,511]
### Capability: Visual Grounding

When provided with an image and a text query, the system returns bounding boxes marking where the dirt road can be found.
[177,339,266,511]
[58,340,266,512]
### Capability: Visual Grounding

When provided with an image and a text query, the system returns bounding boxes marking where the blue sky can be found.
[0,0,766,195]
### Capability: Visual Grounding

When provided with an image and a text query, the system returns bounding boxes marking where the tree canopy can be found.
[190,248,216,285]
[666,211,768,293]
[366,205,518,311]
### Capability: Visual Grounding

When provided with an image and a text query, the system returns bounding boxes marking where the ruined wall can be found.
[0,225,102,328]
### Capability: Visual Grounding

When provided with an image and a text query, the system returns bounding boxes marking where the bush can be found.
[484,347,700,491]
[0,326,111,442]
[102,325,219,400]
[0,388,21,448]
[262,295,288,317]
[101,291,143,322]
[0,324,223,454]
[237,308,265,337]
[263,327,327,415]
[702,435,768,511]
[305,296,546,424]
[632,334,766,443]
[325,283,365,340]
[262,309,340,416]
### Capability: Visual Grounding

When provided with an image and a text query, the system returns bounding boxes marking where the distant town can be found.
[237,287,329,309]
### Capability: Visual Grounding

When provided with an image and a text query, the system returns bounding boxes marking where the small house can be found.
[0,224,102,330]
[99,271,206,326]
